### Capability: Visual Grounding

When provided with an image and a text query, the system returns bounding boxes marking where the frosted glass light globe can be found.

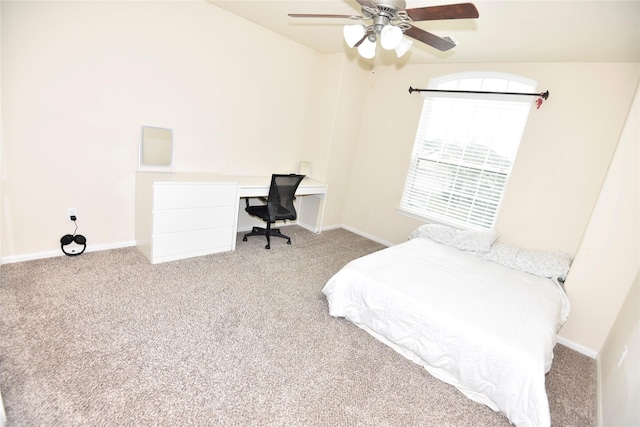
[395,37,413,57]
[357,37,377,59]
[380,24,403,50]
[343,24,366,48]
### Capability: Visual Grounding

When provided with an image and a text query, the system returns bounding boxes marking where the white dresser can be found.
[136,173,239,264]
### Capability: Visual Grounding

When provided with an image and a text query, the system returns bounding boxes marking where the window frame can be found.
[397,72,537,231]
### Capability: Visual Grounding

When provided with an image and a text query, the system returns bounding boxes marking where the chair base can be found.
[242,226,291,250]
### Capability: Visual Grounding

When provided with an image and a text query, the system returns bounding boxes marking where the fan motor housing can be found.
[366,1,407,22]
[374,1,407,11]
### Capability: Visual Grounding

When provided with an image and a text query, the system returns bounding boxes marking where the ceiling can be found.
[207,1,640,65]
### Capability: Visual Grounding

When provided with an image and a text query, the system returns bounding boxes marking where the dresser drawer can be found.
[154,183,237,210]
[153,206,235,234]
[153,227,234,259]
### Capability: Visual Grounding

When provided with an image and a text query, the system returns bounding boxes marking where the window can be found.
[399,73,536,230]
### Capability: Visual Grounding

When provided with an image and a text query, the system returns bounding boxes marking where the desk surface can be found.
[136,172,327,197]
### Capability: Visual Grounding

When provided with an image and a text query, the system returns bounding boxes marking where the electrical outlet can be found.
[67,208,78,221]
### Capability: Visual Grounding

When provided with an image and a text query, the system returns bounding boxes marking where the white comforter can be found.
[322,237,570,427]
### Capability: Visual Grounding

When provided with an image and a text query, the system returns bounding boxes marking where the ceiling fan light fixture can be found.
[357,37,377,59]
[343,24,366,48]
[394,37,413,58]
[292,2,479,56]
[380,24,403,50]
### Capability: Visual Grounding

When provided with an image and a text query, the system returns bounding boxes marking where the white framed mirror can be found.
[139,126,174,172]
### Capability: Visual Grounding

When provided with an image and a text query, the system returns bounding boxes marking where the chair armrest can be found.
[245,197,269,208]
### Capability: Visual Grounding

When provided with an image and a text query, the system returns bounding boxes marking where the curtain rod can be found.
[408,87,549,108]
[408,86,549,99]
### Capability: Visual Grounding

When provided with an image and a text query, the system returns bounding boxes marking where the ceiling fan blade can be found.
[288,13,363,20]
[403,26,456,51]
[405,3,479,21]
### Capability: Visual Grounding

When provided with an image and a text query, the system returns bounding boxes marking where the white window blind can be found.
[399,74,535,230]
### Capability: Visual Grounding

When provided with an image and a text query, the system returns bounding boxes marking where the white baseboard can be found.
[557,335,598,359]
[1,241,137,265]
[2,223,353,264]
[340,224,394,247]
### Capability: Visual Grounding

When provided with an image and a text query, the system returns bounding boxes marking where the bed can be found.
[322,224,571,427]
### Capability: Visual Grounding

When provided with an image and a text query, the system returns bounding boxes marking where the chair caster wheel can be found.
[265,245,270,249]
[287,240,291,245]
[243,237,247,241]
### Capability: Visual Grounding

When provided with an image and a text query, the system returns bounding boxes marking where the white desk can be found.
[135,172,328,263]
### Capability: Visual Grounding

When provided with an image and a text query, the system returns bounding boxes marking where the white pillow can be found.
[484,242,573,279]
[482,241,519,265]
[408,224,497,254]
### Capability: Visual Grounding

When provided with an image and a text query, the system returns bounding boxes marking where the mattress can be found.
[322,236,570,426]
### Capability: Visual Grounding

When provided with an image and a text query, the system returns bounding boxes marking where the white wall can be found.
[600,273,639,426]
[563,81,639,355]
[315,56,372,228]
[1,1,346,259]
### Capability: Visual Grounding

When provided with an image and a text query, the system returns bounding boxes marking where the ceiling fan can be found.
[288,1,479,59]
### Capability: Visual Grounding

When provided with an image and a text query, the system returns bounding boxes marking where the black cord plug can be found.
[70,215,77,221]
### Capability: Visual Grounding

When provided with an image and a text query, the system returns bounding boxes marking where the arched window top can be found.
[430,72,537,93]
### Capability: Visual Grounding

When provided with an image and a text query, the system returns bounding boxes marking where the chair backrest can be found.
[267,174,306,222]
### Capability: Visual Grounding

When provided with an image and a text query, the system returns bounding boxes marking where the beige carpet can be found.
[0,227,596,426]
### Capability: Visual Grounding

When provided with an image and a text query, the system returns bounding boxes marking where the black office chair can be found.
[242,173,306,249]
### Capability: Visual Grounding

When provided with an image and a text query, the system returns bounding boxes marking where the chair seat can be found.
[245,205,269,221]
[245,204,296,221]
